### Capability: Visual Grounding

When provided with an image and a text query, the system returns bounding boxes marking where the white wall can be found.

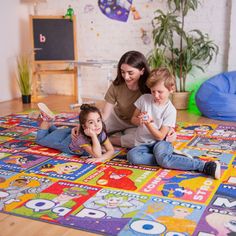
[0,0,235,102]
[0,0,31,102]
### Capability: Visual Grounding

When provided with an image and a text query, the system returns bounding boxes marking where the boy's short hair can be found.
[146,67,176,91]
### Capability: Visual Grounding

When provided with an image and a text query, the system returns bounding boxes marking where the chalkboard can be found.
[31,16,77,62]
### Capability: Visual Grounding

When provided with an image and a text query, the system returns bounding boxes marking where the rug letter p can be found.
[75,208,105,218]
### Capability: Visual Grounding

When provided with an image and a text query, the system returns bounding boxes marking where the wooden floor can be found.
[0,95,235,236]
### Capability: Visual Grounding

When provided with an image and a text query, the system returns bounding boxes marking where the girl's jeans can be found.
[127,141,205,171]
[36,125,73,154]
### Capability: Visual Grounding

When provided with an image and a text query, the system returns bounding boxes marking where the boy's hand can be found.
[166,128,177,142]
[139,112,153,124]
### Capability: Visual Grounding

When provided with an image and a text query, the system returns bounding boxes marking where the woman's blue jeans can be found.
[127,141,205,171]
[36,125,73,154]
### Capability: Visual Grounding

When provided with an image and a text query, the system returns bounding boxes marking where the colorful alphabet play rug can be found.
[0,112,235,236]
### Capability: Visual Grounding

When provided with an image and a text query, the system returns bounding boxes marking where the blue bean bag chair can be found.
[195,71,236,121]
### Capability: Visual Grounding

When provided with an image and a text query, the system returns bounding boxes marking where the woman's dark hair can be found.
[79,104,106,136]
[113,51,150,94]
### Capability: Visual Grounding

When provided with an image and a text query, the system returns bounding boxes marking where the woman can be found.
[102,50,151,147]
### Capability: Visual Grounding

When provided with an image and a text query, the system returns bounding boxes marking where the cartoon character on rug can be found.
[1,118,20,126]
[205,212,236,236]
[11,186,89,221]
[181,124,213,135]
[4,154,38,166]
[140,202,165,220]
[176,124,213,140]
[50,187,88,208]
[83,192,144,218]
[160,173,201,198]
[0,177,52,211]
[212,127,236,138]
[198,150,222,162]
[193,138,236,151]
[96,166,137,190]
[3,140,33,150]
[40,162,82,175]
[156,205,197,235]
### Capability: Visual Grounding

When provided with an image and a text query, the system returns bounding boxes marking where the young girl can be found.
[36,103,114,164]
[127,68,221,179]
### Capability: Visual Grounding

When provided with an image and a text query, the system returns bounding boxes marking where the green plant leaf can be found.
[148,0,218,92]
[16,54,32,95]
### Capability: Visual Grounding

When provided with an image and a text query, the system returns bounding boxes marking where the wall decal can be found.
[98,0,133,22]
[130,6,141,20]
[141,28,151,45]
[84,4,94,13]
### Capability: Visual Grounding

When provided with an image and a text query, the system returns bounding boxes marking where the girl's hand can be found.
[85,157,105,164]
[71,126,79,140]
[84,128,96,137]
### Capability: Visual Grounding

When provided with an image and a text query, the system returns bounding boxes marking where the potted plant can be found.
[148,0,218,109]
[16,54,32,104]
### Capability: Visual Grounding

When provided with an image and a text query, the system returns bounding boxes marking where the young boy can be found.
[127,68,221,179]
